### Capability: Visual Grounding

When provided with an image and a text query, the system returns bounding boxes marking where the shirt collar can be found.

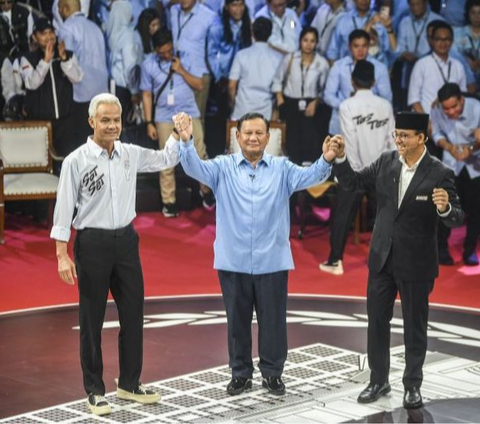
[398,146,427,171]
[234,150,271,167]
[354,89,374,97]
[87,137,121,159]
[432,51,450,63]
[182,2,199,16]
[66,11,84,21]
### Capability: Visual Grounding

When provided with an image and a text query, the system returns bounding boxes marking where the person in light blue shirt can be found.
[255,0,301,57]
[324,29,392,134]
[106,1,143,124]
[58,0,109,146]
[170,0,217,124]
[140,29,213,218]
[326,0,390,61]
[431,83,480,266]
[229,17,282,120]
[176,111,337,396]
[440,0,467,28]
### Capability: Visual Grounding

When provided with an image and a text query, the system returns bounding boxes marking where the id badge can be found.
[167,92,175,106]
[298,100,307,111]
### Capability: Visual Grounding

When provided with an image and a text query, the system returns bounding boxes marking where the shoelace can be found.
[93,395,108,405]
[136,384,150,394]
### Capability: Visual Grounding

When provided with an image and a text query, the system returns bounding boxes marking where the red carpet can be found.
[1,209,479,313]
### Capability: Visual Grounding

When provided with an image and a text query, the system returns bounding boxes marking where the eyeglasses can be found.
[433,37,452,42]
[0,0,13,4]
[391,131,418,142]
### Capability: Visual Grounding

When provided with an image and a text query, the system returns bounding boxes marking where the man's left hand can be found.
[173,112,193,142]
[432,188,449,213]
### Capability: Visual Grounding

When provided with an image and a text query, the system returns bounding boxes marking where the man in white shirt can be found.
[320,60,395,275]
[311,0,346,56]
[408,21,466,114]
[51,93,179,416]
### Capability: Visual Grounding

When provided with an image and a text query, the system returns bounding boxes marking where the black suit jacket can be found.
[334,150,464,281]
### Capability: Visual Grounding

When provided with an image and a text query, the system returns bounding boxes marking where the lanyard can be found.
[156,57,174,91]
[177,11,194,40]
[352,12,372,30]
[467,34,480,59]
[320,7,343,40]
[432,55,451,84]
[269,10,287,40]
[300,60,311,98]
[411,12,429,54]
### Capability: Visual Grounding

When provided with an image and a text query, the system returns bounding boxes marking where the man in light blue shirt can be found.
[58,0,109,147]
[440,0,466,29]
[229,17,282,120]
[326,0,390,61]
[170,0,217,124]
[324,29,392,134]
[176,111,337,396]
[254,0,301,57]
[431,83,480,266]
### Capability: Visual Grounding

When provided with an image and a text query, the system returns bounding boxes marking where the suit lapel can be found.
[391,155,402,211]
[397,152,433,216]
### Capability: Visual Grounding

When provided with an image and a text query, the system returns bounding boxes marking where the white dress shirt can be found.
[311,3,346,55]
[51,136,180,242]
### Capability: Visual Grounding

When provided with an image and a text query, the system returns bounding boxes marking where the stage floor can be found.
[1,296,480,423]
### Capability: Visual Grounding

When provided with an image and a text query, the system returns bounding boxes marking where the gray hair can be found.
[88,93,122,119]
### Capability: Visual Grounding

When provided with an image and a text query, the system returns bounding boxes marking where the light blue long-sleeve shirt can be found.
[179,139,332,273]
[326,8,390,61]
[440,0,466,28]
[431,97,480,179]
[57,12,109,102]
[170,2,217,75]
[324,55,392,134]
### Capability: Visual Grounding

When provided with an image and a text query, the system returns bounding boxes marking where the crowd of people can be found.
[1,0,479,263]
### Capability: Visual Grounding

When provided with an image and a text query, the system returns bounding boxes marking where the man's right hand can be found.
[322,135,345,162]
[147,123,158,140]
[57,253,77,285]
[173,112,193,142]
[44,41,54,63]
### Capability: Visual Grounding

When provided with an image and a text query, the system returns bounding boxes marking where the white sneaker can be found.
[319,260,344,276]
[87,394,111,416]
[116,382,161,404]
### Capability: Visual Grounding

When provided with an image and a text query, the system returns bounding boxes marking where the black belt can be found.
[78,222,133,237]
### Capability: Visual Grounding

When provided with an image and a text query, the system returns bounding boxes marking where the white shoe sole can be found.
[319,264,344,276]
[117,387,161,404]
[87,400,111,416]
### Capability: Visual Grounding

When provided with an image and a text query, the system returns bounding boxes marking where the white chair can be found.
[226,120,286,155]
[0,121,59,244]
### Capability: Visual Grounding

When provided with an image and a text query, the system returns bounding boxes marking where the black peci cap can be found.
[395,111,429,133]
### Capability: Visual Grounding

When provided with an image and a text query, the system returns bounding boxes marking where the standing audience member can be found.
[135,8,163,57]
[408,21,466,114]
[0,0,33,58]
[50,93,175,417]
[141,30,214,218]
[229,17,282,120]
[440,0,467,29]
[326,0,390,62]
[454,0,480,87]
[170,0,217,128]
[57,0,109,147]
[106,0,143,125]
[273,26,330,164]
[431,83,480,266]
[320,60,395,275]
[176,111,336,397]
[311,0,346,57]
[255,0,301,57]
[324,29,392,135]
[20,18,83,157]
[329,112,463,409]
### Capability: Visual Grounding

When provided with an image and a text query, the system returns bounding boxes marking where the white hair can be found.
[88,93,122,119]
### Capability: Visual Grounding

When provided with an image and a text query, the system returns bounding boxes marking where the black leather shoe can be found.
[439,250,454,266]
[226,377,252,395]
[463,252,479,266]
[357,382,391,403]
[403,387,423,409]
[262,376,286,396]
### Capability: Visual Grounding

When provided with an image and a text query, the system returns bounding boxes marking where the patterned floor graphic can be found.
[2,343,480,423]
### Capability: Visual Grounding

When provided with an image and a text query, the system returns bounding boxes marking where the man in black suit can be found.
[328,112,464,409]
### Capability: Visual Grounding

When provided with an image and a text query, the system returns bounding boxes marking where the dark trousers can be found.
[367,252,434,389]
[218,270,288,379]
[328,187,375,263]
[279,96,330,165]
[74,224,144,395]
[438,167,480,257]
